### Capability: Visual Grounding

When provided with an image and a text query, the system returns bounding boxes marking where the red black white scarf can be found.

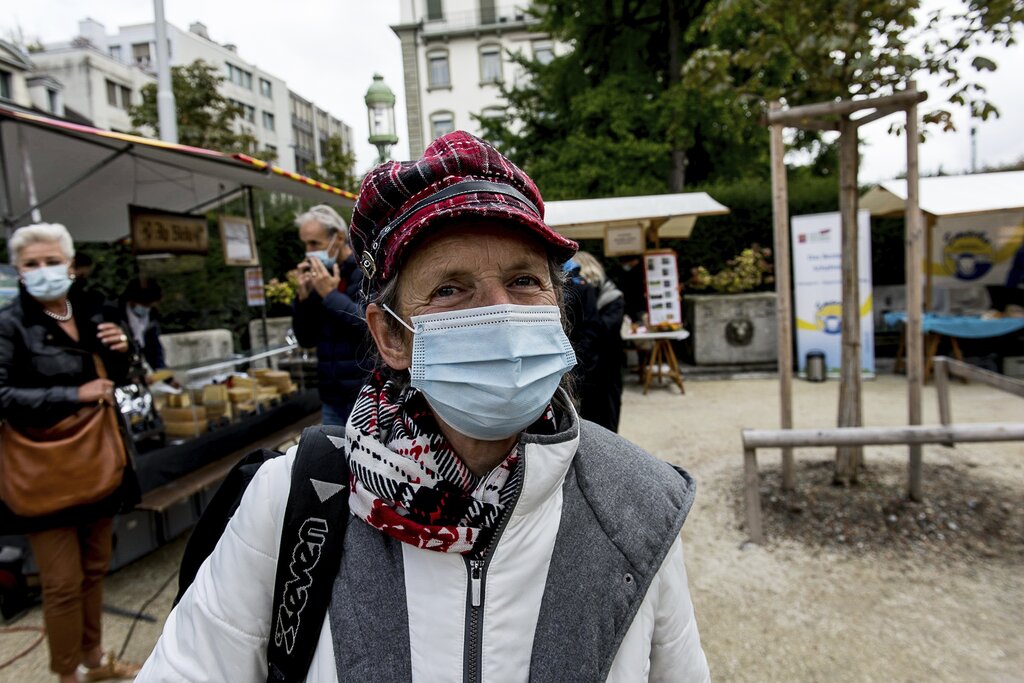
[345,375,555,555]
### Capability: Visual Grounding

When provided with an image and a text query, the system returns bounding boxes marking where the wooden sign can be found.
[643,249,682,327]
[130,206,208,255]
[604,225,645,256]
[219,215,259,266]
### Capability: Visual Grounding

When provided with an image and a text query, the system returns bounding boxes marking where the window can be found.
[262,111,275,131]
[105,80,132,109]
[426,0,443,20]
[427,50,450,88]
[132,42,152,68]
[227,62,253,89]
[430,111,455,140]
[109,45,122,61]
[259,78,272,98]
[479,0,497,25]
[479,45,502,84]
[231,100,255,123]
[0,70,11,100]
[265,144,277,158]
[120,86,132,108]
[106,79,118,107]
[481,106,505,120]
[533,40,554,65]
[47,89,59,113]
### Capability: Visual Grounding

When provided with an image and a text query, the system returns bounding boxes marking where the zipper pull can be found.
[470,559,483,607]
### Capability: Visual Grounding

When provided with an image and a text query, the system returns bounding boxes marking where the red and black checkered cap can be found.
[350,130,578,295]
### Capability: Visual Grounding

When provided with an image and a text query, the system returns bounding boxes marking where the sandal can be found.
[78,651,141,681]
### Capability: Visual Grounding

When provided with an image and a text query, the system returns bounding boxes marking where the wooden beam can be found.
[767,89,928,126]
[791,117,840,132]
[768,101,795,491]
[742,422,1024,449]
[835,117,864,482]
[941,356,1024,397]
[850,104,905,129]
[905,82,925,502]
[743,447,764,544]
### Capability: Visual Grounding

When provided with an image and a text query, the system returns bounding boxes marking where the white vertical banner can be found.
[791,210,875,377]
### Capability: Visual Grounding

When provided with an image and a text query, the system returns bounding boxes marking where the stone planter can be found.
[684,292,778,365]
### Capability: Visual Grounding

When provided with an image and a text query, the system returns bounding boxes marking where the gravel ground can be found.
[2,374,1022,682]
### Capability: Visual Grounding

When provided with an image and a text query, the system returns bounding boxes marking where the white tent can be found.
[0,106,356,243]
[544,192,729,241]
[861,171,1024,217]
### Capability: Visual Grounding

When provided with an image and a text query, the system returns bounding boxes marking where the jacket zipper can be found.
[463,444,527,683]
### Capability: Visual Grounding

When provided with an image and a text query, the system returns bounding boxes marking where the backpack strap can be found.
[267,425,349,683]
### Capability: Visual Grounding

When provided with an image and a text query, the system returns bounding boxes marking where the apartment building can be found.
[392,0,558,157]
[31,19,353,175]
[0,40,37,110]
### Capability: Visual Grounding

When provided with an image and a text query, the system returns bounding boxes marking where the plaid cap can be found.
[350,130,578,295]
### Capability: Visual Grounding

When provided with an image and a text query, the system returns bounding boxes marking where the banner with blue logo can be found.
[929,211,1024,289]
[791,210,875,377]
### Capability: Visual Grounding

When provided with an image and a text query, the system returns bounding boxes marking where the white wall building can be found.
[0,40,36,110]
[32,19,354,176]
[392,0,559,157]
[30,41,151,132]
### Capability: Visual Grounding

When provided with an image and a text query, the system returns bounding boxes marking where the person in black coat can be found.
[121,278,167,373]
[0,223,140,681]
[573,251,626,432]
[292,205,369,426]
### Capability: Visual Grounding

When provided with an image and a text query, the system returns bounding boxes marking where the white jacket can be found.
[139,425,709,682]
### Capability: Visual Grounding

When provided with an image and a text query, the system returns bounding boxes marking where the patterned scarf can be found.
[345,374,555,555]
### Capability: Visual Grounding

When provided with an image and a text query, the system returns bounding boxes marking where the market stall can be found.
[0,105,356,576]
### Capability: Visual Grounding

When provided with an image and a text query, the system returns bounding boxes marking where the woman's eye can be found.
[511,275,541,287]
[434,284,458,298]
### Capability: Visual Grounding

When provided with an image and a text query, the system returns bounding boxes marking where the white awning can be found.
[861,171,1024,218]
[0,106,356,243]
[543,192,729,240]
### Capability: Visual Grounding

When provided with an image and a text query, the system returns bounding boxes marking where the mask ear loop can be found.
[380,303,416,334]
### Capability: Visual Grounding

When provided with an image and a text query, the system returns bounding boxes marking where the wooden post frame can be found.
[904,81,925,502]
[218,215,259,266]
[768,101,795,491]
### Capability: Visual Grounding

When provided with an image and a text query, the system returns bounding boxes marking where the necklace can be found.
[43,299,73,322]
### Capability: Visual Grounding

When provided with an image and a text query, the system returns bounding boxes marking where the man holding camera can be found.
[292,205,368,426]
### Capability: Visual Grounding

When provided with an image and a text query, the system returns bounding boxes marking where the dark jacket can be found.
[292,255,369,409]
[0,286,134,531]
[120,302,166,371]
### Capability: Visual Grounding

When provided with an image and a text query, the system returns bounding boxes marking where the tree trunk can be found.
[834,117,863,485]
[667,0,686,192]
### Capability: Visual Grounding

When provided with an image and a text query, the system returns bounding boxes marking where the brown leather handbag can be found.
[0,355,127,517]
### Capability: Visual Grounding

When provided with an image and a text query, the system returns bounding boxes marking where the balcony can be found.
[421,7,540,39]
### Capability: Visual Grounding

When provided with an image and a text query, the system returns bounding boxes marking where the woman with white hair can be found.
[0,223,140,682]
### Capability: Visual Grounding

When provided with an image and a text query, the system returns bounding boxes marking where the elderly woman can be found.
[139,132,709,681]
[0,223,140,682]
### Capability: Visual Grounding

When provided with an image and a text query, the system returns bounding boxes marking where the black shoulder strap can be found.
[267,425,349,683]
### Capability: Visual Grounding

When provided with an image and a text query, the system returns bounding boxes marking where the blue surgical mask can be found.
[385,303,577,441]
[306,250,337,270]
[22,264,73,302]
[130,304,150,318]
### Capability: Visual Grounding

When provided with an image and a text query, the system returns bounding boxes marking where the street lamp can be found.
[365,74,399,164]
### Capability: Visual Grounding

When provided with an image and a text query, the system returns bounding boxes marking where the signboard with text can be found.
[791,210,874,377]
[643,249,682,327]
[604,225,645,256]
[129,205,208,255]
[245,267,265,307]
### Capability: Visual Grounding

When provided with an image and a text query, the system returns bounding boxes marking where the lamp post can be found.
[365,74,398,164]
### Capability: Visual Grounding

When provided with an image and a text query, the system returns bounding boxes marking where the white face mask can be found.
[384,303,577,441]
[22,264,73,301]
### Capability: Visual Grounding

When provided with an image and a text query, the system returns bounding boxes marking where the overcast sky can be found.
[7,1,1023,185]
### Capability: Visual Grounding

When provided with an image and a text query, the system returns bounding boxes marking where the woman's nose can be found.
[475,280,513,307]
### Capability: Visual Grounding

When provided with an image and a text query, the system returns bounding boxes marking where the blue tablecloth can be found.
[883,312,1024,339]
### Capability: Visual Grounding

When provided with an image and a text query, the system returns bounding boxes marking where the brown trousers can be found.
[27,517,114,675]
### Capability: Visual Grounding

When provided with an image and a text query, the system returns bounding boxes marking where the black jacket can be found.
[292,255,369,409]
[120,302,166,371]
[0,287,134,531]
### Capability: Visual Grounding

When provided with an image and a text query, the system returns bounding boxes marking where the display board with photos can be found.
[643,249,682,327]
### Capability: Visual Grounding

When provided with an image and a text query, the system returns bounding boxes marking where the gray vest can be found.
[328,420,696,681]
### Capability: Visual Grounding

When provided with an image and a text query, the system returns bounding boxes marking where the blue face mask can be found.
[130,304,150,318]
[385,303,577,441]
[22,264,73,302]
[306,250,337,270]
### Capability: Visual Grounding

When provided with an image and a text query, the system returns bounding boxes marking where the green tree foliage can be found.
[482,0,1023,198]
[305,135,358,193]
[129,59,272,160]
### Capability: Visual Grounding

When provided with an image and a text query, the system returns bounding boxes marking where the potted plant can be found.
[684,244,779,366]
